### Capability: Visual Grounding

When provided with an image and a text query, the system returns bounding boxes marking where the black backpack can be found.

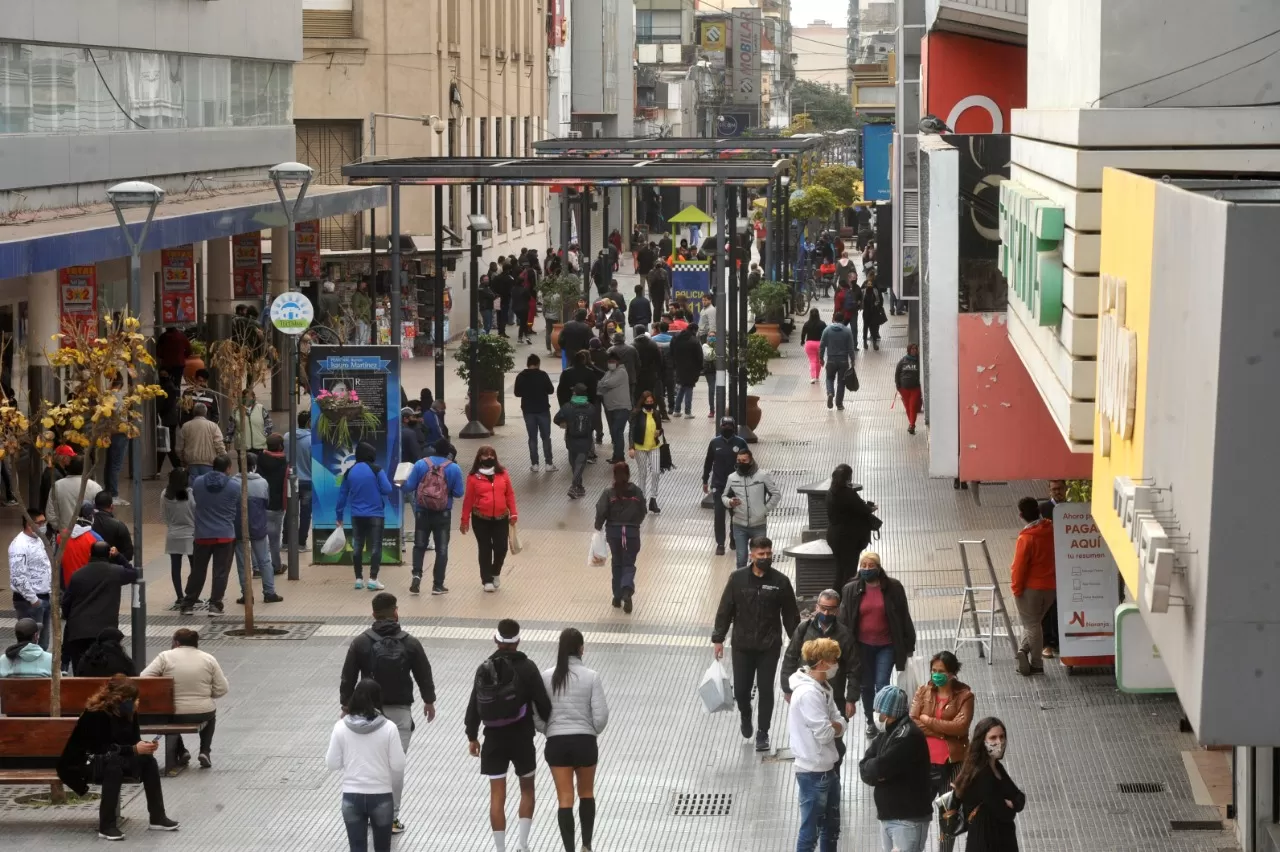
[565,405,594,440]
[365,628,409,690]
[474,656,523,722]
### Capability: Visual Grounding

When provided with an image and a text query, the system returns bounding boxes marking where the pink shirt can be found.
[857,584,893,646]
[926,693,952,764]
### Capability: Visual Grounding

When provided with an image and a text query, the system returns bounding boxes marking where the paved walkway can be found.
[1,272,1233,850]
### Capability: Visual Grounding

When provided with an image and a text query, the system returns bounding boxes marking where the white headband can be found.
[494,630,520,644]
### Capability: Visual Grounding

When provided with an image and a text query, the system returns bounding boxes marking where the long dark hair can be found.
[166,467,189,501]
[551,627,584,695]
[469,445,504,475]
[632,389,657,415]
[612,461,631,496]
[952,716,1006,798]
[347,679,384,720]
[829,463,853,497]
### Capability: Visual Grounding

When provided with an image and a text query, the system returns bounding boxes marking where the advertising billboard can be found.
[729,8,761,107]
[862,123,893,201]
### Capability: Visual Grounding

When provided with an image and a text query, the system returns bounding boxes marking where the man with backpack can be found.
[554,383,596,499]
[339,592,437,835]
[465,619,552,852]
[402,439,465,595]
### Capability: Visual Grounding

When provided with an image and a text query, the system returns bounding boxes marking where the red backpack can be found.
[416,460,449,511]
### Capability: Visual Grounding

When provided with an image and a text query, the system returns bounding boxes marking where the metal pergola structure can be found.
[342,155,788,439]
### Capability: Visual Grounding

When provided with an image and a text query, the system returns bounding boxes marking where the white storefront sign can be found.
[1115,604,1175,693]
[1052,502,1119,663]
[1097,274,1137,457]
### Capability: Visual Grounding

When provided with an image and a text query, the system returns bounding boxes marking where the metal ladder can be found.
[953,539,1019,664]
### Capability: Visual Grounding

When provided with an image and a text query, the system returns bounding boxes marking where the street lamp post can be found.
[106,180,164,669]
[268,162,314,582]
[460,194,494,439]
[781,173,792,292]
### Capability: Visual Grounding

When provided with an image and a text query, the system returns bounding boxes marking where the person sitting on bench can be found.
[140,628,228,769]
[56,674,180,840]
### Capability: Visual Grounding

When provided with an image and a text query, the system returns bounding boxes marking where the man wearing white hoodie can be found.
[788,637,845,852]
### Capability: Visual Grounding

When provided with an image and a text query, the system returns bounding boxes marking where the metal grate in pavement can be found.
[1118,782,1167,794]
[1170,820,1226,832]
[670,792,734,816]
[210,620,323,640]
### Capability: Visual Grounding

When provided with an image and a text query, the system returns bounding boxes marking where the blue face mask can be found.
[859,568,881,582]
[815,612,834,629]
[119,699,135,717]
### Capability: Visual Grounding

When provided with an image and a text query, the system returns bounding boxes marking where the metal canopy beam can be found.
[532,136,827,156]
[342,156,784,187]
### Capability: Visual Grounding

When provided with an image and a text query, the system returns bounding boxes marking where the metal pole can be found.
[460,186,489,438]
[726,200,739,425]
[581,189,592,300]
[286,222,300,581]
[434,184,446,399]
[390,181,402,347]
[128,246,146,666]
[714,181,727,425]
[763,181,773,284]
[783,189,791,289]
[738,186,753,442]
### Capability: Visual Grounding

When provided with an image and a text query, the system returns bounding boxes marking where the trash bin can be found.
[784,538,839,601]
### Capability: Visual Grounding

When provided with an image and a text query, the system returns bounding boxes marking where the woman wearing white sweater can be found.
[326,679,406,852]
[787,637,846,852]
[535,628,610,852]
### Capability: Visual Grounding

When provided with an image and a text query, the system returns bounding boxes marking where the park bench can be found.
[0,717,139,819]
[0,678,203,775]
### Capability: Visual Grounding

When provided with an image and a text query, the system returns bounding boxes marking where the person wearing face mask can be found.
[593,463,648,613]
[781,591,856,722]
[57,674,179,840]
[459,446,518,592]
[787,638,846,852]
[711,536,800,752]
[909,651,974,852]
[721,448,781,569]
[597,352,633,464]
[701,418,749,556]
[952,717,1024,851]
[838,553,917,739]
[824,463,880,589]
[627,390,667,513]
[858,685,933,852]
[554,383,596,500]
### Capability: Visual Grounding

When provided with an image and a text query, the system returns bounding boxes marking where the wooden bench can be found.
[0,718,138,818]
[0,678,205,775]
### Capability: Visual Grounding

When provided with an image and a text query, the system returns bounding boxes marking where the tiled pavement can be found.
[1,267,1235,850]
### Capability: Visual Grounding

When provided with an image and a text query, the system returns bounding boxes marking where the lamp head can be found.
[780,174,791,187]
[467,213,493,235]
[106,180,165,209]
[268,161,315,185]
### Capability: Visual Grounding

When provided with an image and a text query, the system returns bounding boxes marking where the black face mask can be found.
[480,458,496,466]
[736,462,751,475]
[721,428,735,439]
[643,404,655,411]
[754,556,773,571]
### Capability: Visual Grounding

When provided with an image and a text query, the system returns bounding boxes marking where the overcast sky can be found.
[790,0,842,27]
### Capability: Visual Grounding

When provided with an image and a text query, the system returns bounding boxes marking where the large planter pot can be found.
[465,390,503,431]
[755,323,782,349]
[745,394,763,430]
[183,356,205,383]
[551,323,565,354]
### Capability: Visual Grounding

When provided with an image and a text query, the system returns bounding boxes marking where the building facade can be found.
[792,20,848,92]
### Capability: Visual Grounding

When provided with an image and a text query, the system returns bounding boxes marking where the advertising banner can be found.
[308,345,402,565]
[671,261,711,324]
[1052,502,1119,666]
[729,9,761,107]
[862,123,894,201]
[58,265,97,346]
[161,245,196,324]
[296,220,322,280]
[232,233,263,299]
[700,18,725,51]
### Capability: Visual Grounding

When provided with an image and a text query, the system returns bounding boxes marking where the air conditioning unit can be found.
[567,130,583,138]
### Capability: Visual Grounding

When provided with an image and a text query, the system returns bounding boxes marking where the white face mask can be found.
[478,466,496,476]
[985,740,1006,759]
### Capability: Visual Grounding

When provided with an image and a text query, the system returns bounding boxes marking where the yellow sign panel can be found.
[701,19,725,51]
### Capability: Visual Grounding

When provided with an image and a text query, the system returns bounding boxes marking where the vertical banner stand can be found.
[953,539,1019,665]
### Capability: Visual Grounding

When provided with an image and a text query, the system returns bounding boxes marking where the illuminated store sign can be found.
[1097,274,1137,458]
[998,180,1064,326]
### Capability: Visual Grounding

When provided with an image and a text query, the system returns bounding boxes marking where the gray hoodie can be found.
[819,321,856,365]
[721,461,781,528]
[598,364,632,412]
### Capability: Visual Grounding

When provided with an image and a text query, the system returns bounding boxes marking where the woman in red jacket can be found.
[459,445,518,592]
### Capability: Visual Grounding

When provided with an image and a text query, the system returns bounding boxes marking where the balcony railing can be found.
[636,27,684,44]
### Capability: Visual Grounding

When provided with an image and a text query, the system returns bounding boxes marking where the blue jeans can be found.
[297,483,313,546]
[341,791,394,852]
[795,769,841,852]
[481,308,494,333]
[732,523,767,569]
[12,594,50,651]
[880,818,929,852]
[105,433,129,496]
[674,383,696,414]
[605,524,640,598]
[266,509,285,574]
[523,411,553,465]
[860,643,896,720]
[606,408,630,461]
[189,463,212,480]
[234,537,275,596]
[412,508,452,588]
[351,516,385,580]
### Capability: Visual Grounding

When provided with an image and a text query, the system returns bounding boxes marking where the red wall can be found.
[957,314,1091,481]
[921,32,1026,134]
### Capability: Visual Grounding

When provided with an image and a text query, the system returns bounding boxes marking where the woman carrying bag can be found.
[459,445,518,593]
[824,463,879,589]
[861,279,886,350]
[593,463,647,614]
[911,651,974,852]
[627,390,666,514]
[952,717,1025,851]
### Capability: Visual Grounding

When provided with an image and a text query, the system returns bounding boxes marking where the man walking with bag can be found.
[403,440,465,595]
[819,313,857,411]
[339,592,437,835]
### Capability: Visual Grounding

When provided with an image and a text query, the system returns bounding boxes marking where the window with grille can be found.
[295,119,362,251]
[447,0,461,47]
[302,0,354,38]
[480,0,491,54]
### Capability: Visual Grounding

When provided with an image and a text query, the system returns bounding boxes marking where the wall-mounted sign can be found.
[1097,273,1137,457]
[296,220,322,280]
[1051,502,1119,665]
[700,19,725,51]
[998,180,1064,326]
[1115,603,1175,693]
[161,245,196,324]
[270,291,316,335]
[729,8,761,107]
[232,232,263,298]
[58,265,97,347]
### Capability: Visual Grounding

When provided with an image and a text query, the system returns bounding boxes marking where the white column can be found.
[206,237,234,316]
[26,271,58,369]
[269,226,289,296]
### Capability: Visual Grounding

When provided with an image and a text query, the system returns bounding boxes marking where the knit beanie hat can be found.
[873,685,908,719]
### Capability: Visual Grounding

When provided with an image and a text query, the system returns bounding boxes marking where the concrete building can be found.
[696,0,794,131]
[792,20,847,92]
[0,0,381,456]
[634,0,698,139]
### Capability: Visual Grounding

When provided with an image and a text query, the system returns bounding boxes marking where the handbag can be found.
[659,442,675,472]
[935,791,970,838]
[843,364,860,393]
[508,521,522,555]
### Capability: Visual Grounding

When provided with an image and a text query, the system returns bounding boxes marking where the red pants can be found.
[900,387,922,427]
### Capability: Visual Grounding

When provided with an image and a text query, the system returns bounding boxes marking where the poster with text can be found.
[671,261,711,325]
[308,345,402,565]
[1053,502,1119,665]
[232,232,263,298]
[58,265,97,347]
[161,245,196,324]
[296,220,322,280]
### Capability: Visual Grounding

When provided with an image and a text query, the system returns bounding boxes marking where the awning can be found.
[0,184,387,281]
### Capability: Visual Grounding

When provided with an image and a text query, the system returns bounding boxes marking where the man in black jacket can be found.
[627,284,652,329]
[339,592,436,833]
[591,251,611,294]
[858,685,932,850]
[647,260,670,310]
[702,418,749,555]
[513,354,557,472]
[491,265,516,337]
[670,325,704,417]
[558,309,593,366]
[63,541,137,671]
[556,349,601,408]
[781,589,857,720]
[711,536,800,752]
[465,619,553,852]
[91,491,134,564]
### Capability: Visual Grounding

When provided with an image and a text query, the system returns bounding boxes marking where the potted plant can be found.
[541,275,586,352]
[749,280,790,348]
[315,386,380,451]
[455,332,516,430]
[743,332,775,430]
[184,339,208,382]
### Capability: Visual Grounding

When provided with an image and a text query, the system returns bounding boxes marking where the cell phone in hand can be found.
[151,736,162,744]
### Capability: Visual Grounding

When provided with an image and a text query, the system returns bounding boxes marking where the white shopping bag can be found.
[587,530,609,566]
[321,525,347,556]
[698,659,734,714]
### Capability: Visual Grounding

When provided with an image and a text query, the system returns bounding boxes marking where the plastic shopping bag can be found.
[698,660,734,714]
[509,522,523,555]
[321,525,347,556]
[587,530,609,567]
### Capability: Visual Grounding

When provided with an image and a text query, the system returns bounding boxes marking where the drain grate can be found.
[1170,820,1225,832]
[1117,782,1165,794]
[670,792,734,816]
[209,620,322,640]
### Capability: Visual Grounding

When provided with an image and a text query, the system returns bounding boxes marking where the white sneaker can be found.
[546,463,559,472]
[492,576,501,590]
[809,378,817,384]
[112,496,131,507]
[366,580,386,591]
[483,582,496,593]
[531,463,540,472]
